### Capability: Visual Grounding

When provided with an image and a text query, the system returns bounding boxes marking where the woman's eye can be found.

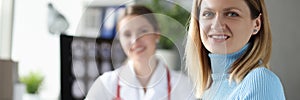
[226,12,239,17]
[202,11,214,17]
[123,32,131,37]
[141,29,149,33]
[139,29,149,36]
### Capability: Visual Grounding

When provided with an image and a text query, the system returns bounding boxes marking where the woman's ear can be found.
[253,14,262,35]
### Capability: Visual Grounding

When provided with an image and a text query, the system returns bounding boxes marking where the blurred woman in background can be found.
[86,5,195,100]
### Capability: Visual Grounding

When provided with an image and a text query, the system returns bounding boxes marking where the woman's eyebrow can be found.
[223,7,242,12]
[138,25,151,29]
[201,7,214,11]
[200,7,242,12]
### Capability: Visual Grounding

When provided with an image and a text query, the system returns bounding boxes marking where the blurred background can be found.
[0,0,299,100]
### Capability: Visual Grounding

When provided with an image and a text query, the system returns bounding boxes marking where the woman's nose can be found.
[130,35,137,44]
[211,15,226,32]
[130,33,142,45]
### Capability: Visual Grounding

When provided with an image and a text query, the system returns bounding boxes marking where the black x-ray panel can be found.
[60,34,125,100]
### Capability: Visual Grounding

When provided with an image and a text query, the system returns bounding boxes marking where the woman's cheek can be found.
[120,41,130,56]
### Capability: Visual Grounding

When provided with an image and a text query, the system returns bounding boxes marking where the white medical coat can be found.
[85,60,196,100]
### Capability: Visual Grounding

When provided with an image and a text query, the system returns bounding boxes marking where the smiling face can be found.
[199,0,261,54]
[118,15,159,62]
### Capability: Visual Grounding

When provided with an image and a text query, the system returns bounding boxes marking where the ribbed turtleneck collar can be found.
[208,43,250,74]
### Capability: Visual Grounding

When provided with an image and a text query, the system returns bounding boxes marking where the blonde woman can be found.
[86,5,195,100]
[185,0,285,99]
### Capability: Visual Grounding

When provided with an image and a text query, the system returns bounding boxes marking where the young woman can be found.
[185,0,285,99]
[86,5,195,100]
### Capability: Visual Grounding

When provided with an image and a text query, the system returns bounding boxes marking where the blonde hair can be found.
[185,0,272,97]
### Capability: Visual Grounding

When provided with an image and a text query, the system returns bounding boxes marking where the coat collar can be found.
[117,57,168,88]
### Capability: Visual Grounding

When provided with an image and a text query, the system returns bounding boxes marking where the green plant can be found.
[146,0,190,25]
[139,0,190,49]
[20,71,44,94]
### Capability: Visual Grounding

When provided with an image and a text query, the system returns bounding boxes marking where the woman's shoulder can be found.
[95,68,121,86]
[85,69,119,100]
[169,70,189,81]
[241,67,283,88]
[89,68,122,91]
[169,70,194,89]
[169,70,196,99]
[237,67,285,99]
[243,67,281,83]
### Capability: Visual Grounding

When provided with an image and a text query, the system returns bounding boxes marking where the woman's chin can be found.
[133,55,147,61]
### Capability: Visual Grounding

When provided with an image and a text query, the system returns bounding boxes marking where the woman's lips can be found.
[208,34,230,42]
[130,46,146,54]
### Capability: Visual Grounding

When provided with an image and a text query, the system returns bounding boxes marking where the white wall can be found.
[12,0,83,99]
[0,0,2,54]
[265,0,300,99]
[0,0,14,59]
[12,0,134,99]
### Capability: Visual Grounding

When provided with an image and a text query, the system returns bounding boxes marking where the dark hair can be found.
[118,5,159,32]
[245,0,262,19]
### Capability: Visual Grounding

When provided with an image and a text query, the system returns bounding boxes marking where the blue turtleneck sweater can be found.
[202,44,285,100]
